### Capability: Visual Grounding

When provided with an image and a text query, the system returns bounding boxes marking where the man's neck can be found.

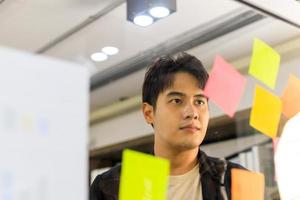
[154,145,199,176]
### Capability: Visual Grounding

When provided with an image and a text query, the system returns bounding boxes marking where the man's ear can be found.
[142,102,154,125]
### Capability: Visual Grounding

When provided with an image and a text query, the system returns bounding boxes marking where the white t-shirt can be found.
[167,163,202,200]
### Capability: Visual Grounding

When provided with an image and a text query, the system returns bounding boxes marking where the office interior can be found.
[1,0,300,199]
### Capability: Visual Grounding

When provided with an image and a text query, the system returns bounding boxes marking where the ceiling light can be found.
[149,6,170,18]
[127,0,176,27]
[102,46,119,55]
[91,52,108,62]
[133,15,154,27]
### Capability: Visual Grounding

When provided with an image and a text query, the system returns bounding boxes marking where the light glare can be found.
[149,6,170,18]
[133,15,153,27]
[102,46,119,55]
[91,52,108,62]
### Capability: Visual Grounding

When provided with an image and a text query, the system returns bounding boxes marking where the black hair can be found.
[142,52,209,109]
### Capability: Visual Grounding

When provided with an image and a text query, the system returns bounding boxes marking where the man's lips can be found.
[179,125,200,132]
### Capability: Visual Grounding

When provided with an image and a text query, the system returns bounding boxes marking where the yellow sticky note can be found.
[231,169,265,200]
[119,149,170,200]
[250,85,282,138]
[281,74,300,119]
[249,38,280,89]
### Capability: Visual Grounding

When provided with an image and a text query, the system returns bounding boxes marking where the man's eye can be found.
[195,99,205,105]
[171,99,182,104]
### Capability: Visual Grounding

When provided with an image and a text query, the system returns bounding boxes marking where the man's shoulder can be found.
[90,164,121,200]
[207,155,244,169]
[199,151,227,173]
[200,150,245,170]
[96,163,122,181]
[199,150,246,185]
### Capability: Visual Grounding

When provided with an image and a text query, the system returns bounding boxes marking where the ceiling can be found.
[0,0,299,111]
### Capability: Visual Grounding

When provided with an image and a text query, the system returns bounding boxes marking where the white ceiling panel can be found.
[0,0,112,51]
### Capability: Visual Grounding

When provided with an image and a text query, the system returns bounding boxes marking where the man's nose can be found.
[183,102,199,120]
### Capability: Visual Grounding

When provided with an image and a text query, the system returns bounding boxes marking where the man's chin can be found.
[174,142,200,151]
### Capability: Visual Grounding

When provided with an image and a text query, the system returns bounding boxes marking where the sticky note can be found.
[231,169,265,200]
[281,74,300,119]
[248,38,280,89]
[119,149,170,200]
[203,55,247,117]
[250,85,282,138]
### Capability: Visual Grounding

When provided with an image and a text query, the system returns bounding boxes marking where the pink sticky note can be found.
[204,55,247,117]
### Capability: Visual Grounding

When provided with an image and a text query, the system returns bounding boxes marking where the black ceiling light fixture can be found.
[127,0,177,27]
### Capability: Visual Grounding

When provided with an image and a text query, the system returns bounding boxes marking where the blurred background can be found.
[1,0,300,199]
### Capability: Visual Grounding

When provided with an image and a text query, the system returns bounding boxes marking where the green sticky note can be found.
[249,38,281,89]
[119,149,170,200]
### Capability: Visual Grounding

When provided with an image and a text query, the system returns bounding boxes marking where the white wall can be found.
[90,109,153,150]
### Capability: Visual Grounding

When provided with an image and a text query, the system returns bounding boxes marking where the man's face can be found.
[143,72,209,151]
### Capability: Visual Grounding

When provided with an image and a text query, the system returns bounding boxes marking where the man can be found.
[90,52,244,200]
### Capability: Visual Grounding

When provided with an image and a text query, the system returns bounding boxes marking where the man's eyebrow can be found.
[166,91,185,97]
[166,91,208,99]
[194,94,208,99]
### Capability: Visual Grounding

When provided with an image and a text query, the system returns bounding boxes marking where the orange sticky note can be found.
[231,169,265,200]
[203,55,247,117]
[248,38,280,89]
[250,85,282,138]
[281,74,300,119]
